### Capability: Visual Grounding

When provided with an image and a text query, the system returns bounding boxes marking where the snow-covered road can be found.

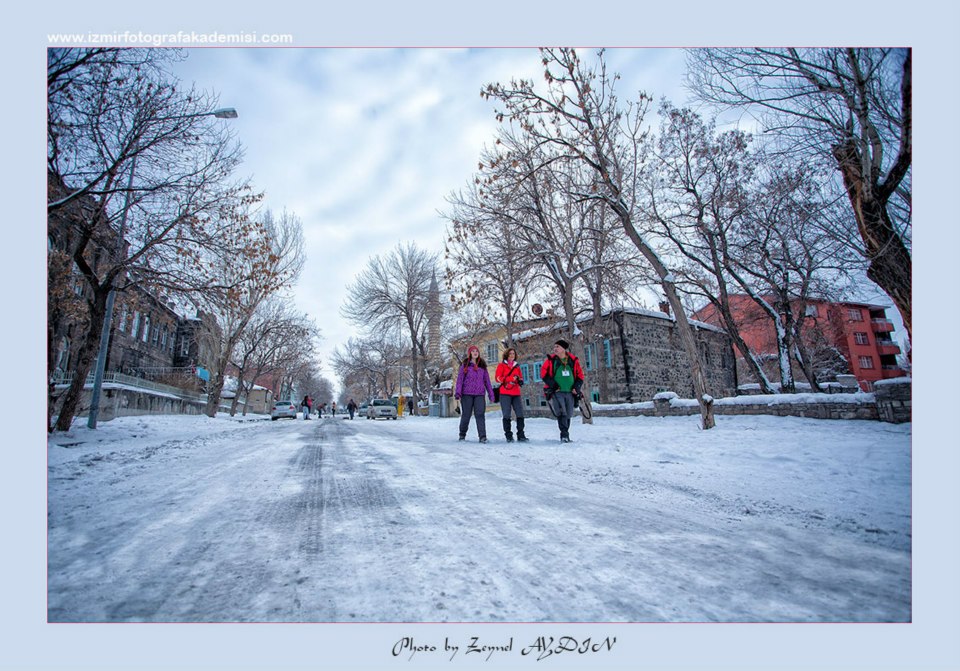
[47,413,911,623]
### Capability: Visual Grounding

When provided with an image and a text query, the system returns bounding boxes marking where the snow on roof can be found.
[511,306,726,342]
[874,377,911,387]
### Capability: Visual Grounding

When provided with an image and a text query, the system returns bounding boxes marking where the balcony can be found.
[876,342,901,356]
[871,318,894,333]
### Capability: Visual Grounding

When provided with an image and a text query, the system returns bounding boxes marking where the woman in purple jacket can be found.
[454,345,495,443]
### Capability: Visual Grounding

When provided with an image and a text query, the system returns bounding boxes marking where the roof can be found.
[512,306,726,343]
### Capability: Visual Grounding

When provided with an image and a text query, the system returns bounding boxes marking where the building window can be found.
[520,364,530,382]
[584,343,595,371]
[848,308,863,321]
[142,315,150,343]
[152,325,160,346]
[854,332,869,346]
[486,342,498,362]
[160,327,167,348]
[131,312,141,339]
[591,388,600,403]
[858,356,875,369]
[181,338,190,356]
[55,337,71,373]
[805,304,819,317]
[118,306,128,333]
[603,339,612,368]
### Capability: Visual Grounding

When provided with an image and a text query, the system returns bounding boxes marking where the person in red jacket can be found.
[540,338,585,443]
[495,347,529,443]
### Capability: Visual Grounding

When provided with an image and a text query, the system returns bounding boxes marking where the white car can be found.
[271,400,298,420]
[366,399,398,420]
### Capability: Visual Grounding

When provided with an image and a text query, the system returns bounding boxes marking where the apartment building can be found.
[693,295,905,391]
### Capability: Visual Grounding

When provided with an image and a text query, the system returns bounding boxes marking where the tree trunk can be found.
[615,207,715,429]
[833,140,912,340]
[792,343,823,393]
[715,300,776,395]
[53,291,107,432]
[229,386,241,416]
[777,299,797,394]
[204,353,229,417]
[663,282,716,429]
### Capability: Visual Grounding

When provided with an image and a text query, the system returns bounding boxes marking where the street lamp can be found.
[87,107,239,428]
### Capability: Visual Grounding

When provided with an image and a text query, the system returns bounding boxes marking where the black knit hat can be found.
[554,338,570,350]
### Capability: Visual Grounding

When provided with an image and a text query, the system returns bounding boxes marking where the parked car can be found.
[358,402,369,415]
[271,400,298,420]
[366,399,398,420]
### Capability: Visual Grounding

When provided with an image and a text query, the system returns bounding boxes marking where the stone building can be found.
[109,290,182,375]
[447,307,737,417]
[510,307,736,416]
[48,170,218,389]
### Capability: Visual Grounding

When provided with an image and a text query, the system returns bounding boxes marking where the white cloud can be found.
[171,48,691,392]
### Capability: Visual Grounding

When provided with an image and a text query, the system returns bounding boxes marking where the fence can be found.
[49,371,236,422]
[51,371,205,402]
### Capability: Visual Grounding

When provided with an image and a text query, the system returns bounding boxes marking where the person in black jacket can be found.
[540,339,585,443]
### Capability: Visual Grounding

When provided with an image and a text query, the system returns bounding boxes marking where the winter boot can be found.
[502,418,514,443]
[516,417,529,442]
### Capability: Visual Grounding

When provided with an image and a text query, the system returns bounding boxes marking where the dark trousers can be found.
[550,392,575,438]
[499,394,524,420]
[458,395,487,438]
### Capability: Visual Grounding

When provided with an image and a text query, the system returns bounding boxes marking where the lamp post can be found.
[87,108,238,428]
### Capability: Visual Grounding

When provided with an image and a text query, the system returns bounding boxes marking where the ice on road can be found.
[47,413,910,622]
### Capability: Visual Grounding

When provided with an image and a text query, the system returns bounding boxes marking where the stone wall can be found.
[873,378,912,424]
[512,308,737,412]
[592,384,913,423]
[612,311,736,401]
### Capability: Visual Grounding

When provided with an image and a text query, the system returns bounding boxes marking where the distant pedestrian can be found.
[347,398,358,420]
[495,347,528,443]
[301,395,311,420]
[541,339,584,443]
[317,403,324,418]
[454,345,495,443]
[331,401,337,417]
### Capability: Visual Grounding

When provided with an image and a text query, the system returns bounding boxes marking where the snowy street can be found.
[47,413,911,623]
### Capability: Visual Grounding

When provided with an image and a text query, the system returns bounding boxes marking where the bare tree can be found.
[686,48,912,340]
[638,102,779,393]
[47,48,254,431]
[228,298,319,415]
[201,209,305,416]
[333,334,404,401]
[484,47,717,428]
[341,243,439,406]
[443,173,541,348]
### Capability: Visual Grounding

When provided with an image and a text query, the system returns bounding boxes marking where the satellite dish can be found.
[532,303,543,316]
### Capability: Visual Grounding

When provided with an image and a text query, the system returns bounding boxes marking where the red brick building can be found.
[693,296,906,391]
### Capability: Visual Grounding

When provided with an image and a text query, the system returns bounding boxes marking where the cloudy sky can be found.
[10,3,959,669]
[170,48,692,390]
